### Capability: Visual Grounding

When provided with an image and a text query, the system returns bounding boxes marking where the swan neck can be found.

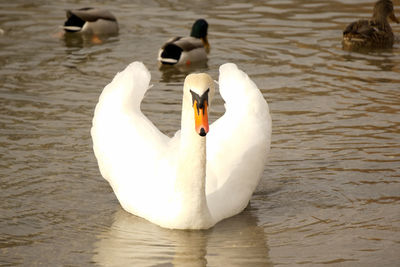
[174,98,212,227]
[177,99,207,196]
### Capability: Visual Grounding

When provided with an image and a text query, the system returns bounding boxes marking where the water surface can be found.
[1,0,399,266]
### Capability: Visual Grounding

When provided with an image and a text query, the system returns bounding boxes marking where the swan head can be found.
[183,73,215,137]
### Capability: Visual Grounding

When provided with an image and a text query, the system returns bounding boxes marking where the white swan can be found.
[91,62,271,229]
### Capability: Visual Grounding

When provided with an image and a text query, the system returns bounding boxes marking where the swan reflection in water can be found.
[93,206,271,266]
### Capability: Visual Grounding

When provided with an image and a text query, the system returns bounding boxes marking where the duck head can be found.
[190,19,210,53]
[373,0,399,23]
[190,19,208,39]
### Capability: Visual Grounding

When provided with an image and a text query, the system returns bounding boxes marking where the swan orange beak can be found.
[190,89,210,137]
[193,100,209,136]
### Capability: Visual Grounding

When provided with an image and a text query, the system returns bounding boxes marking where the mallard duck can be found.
[343,0,399,50]
[158,19,210,66]
[63,7,119,36]
[91,62,271,229]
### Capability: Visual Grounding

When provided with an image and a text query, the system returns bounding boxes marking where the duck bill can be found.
[193,100,209,136]
[202,37,210,54]
[390,12,399,23]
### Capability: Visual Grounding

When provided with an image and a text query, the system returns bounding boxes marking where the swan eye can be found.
[190,89,209,116]
[190,89,209,110]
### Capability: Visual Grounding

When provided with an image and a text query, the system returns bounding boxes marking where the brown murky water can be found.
[1,0,399,266]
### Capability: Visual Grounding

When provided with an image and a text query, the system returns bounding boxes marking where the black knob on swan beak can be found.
[199,128,207,137]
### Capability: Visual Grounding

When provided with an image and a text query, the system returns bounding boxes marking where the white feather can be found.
[91,61,272,229]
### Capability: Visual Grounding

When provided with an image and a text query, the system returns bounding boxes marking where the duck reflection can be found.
[93,205,271,266]
[341,50,396,71]
[60,32,118,48]
[158,61,209,83]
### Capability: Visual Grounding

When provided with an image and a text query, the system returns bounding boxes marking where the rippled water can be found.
[1,0,399,266]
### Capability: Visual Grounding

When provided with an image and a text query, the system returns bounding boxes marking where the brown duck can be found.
[343,0,399,50]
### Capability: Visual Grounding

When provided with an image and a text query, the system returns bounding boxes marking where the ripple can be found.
[1,0,400,266]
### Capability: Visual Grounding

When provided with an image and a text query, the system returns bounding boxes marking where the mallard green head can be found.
[190,19,208,39]
[373,0,399,23]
